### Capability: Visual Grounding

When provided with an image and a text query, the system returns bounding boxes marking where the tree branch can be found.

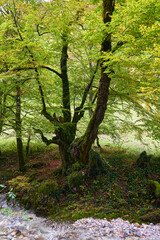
[40,65,62,78]
[8,65,62,79]
[112,41,125,53]
[80,60,99,109]
[33,128,60,145]
[72,61,99,123]
[61,34,71,122]
[36,24,50,36]
[34,69,55,123]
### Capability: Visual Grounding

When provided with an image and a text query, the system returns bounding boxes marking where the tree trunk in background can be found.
[70,0,114,165]
[16,137,25,171]
[0,91,7,135]
[26,134,31,157]
[15,82,25,172]
[0,92,3,134]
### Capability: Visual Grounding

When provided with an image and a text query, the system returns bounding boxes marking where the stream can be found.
[0,194,160,240]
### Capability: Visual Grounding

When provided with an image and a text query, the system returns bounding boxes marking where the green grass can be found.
[98,133,160,155]
[0,137,17,153]
[0,136,54,155]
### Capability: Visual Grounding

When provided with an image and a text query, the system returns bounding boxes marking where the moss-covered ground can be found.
[0,141,160,224]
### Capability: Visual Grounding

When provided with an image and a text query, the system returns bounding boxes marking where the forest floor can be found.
[0,141,160,224]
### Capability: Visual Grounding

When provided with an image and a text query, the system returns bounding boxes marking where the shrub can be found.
[38,180,59,196]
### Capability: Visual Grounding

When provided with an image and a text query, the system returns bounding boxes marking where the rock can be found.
[123,231,129,237]
[134,223,140,227]
[149,180,160,206]
[136,231,141,237]
[150,223,154,226]
[125,238,138,240]
[119,232,125,237]
[108,223,113,228]
[15,229,22,236]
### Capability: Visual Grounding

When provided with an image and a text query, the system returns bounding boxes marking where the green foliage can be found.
[106,0,160,140]
[0,0,158,141]
[0,184,16,200]
[0,207,14,217]
[8,188,16,200]
[0,184,5,192]
[0,0,159,175]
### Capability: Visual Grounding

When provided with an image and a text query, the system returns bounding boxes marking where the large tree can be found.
[34,0,115,172]
[0,0,114,173]
[0,0,159,173]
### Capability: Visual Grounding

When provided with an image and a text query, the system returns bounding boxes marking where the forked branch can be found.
[72,61,99,123]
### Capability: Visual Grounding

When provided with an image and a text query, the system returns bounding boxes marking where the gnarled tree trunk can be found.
[37,0,114,174]
[69,0,114,165]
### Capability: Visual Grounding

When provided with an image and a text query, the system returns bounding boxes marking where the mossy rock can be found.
[153,181,160,198]
[149,180,160,199]
[67,171,84,190]
[8,176,32,193]
[88,149,107,176]
[38,180,59,196]
[136,151,151,169]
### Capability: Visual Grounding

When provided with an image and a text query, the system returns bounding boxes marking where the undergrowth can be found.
[0,141,160,224]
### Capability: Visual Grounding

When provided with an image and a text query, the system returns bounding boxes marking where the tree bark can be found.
[61,34,71,123]
[59,144,73,174]
[15,82,25,172]
[0,91,3,135]
[0,91,7,135]
[26,134,31,156]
